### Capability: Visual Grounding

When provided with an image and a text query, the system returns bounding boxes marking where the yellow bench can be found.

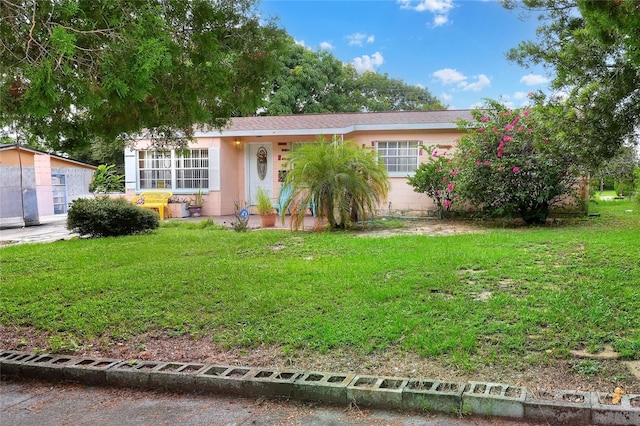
[131,191,173,220]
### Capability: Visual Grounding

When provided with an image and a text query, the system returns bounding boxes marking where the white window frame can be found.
[375,140,420,177]
[137,148,210,191]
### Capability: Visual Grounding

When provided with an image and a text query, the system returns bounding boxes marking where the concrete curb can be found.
[1,349,638,425]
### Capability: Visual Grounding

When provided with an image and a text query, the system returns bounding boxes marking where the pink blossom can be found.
[445,199,451,208]
[483,160,490,165]
[432,150,438,157]
[452,169,459,176]
[526,129,533,134]
[517,126,524,132]
[498,166,505,171]
[523,109,531,116]
[505,110,512,116]
[481,116,489,122]
[512,167,519,173]
[437,189,441,195]
[475,161,481,166]
[447,183,454,191]
[442,176,448,182]
[477,127,485,132]
[503,136,512,142]
[526,92,534,98]
[504,124,513,131]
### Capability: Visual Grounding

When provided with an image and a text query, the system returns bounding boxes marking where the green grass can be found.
[1,200,639,369]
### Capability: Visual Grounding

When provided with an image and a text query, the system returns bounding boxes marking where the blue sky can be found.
[260,0,552,110]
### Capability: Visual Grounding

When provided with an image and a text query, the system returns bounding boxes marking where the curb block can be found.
[347,375,408,409]
[402,379,464,414]
[462,382,526,418]
[0,351,41,378]
[2,349,639,425]
[64,357,120,386]
[524,389,594,424]
[294,371,355,405]
[592,392,640,426]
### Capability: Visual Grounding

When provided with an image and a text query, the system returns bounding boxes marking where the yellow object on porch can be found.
[131,191,173,220]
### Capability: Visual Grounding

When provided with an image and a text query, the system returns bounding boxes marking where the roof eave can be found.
[196,122,461,138]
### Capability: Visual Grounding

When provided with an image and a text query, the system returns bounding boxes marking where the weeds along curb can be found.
[1,349,638,425]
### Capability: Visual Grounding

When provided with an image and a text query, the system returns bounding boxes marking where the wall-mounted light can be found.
[234,140,242,150]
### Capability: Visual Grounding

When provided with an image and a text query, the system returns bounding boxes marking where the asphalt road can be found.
[1,379,545,426]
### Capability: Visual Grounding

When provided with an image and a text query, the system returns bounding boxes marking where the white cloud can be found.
[352,52,384,73]
[433,68,490,92]
[347,32,375,47]
[433,68,466,85]
[294,39,305,47]
[432,15,448,27]
[440,92,452,102]
[513,91,528,100]
[520,73,549,86]
[398,0,454,14]
[319,41,334,50]
[398,0,454,28]
[462,74,490,92]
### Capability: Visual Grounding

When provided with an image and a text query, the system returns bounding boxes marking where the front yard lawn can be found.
[1,198,639,377]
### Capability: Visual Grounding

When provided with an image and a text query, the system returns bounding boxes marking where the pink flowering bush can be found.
[454,97,581,224]
[407,146,457,219]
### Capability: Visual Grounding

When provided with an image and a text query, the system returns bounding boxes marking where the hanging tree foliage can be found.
[0,0,285,152]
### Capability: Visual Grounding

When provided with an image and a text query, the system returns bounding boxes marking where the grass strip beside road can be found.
[1,199,639,369]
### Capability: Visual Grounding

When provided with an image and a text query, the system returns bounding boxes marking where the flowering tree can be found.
[407,146,457,219]
[454,97,582,224]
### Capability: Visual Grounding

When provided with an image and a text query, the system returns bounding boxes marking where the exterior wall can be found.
[0,149,35,166]
[34,154,54,217]
[0,148,96,227]
[125,128,465,217]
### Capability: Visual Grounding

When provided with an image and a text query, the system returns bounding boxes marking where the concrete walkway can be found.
[0,214,320,246]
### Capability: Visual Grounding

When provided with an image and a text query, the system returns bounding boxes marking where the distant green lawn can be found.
[1,198,639,370]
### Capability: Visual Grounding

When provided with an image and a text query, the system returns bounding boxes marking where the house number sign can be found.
[257,147,268,180]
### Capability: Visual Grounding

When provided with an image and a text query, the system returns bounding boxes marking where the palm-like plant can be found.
[284,137,390,230]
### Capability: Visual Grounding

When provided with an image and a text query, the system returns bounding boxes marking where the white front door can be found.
[247,143,273,204]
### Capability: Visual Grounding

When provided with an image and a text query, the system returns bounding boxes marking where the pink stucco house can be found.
[124,110,473,217]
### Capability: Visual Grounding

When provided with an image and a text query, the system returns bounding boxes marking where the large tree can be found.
[0,0,284,153]
[502,0,640,168]
[262,40,352,115]
[261,38,445,115]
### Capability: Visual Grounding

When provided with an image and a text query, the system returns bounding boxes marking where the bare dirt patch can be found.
[357,218,486,238]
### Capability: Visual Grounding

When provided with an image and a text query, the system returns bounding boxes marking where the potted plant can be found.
[255,187,276,227]
[168,196,190,218]
[188,190,204,217]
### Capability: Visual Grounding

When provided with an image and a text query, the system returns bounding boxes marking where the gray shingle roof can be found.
[198,110,473,137]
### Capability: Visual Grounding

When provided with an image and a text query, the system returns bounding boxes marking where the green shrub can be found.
[67,197,159,237]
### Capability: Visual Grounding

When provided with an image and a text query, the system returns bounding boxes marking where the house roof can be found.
[0,144,97,169]
[198,110,474,138]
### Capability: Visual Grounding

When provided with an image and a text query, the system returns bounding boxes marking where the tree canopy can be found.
[261,37,446,115]
[0,0,284,153]
[502,0,640,167]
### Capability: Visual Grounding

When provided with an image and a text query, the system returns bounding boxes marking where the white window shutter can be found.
[124,148,137,191]
[209,147,220,190]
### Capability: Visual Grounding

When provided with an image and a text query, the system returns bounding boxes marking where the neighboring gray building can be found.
[0,144,96,228]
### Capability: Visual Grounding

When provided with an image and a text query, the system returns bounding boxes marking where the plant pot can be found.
[260,213,277,227]
[188,206,202,217]
[169,203,190,218]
